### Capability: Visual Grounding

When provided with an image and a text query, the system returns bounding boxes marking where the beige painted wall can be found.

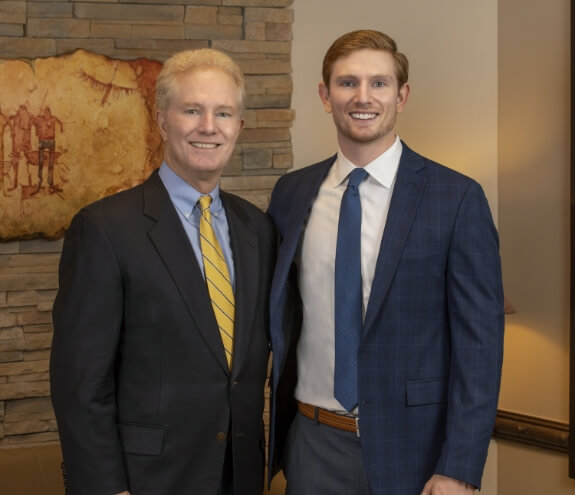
[498,0,570,421]
[498,0,574,493]
[291,0,574,493]
[291,0,499,219]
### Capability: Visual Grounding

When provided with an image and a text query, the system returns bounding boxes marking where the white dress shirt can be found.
[294,136,403,413]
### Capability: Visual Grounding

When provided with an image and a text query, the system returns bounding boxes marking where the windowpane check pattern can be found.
[198,195,235,369]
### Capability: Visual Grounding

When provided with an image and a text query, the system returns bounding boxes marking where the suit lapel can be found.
[363,144,428,332]
[271,148,427,341]
[271,156,335,307]
[221,192,259,376]
[143,172,230,372]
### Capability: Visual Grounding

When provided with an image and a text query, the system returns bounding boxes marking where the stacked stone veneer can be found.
[0,0,293,446]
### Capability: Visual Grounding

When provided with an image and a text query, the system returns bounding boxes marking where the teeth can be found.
[192,142,218,149]
[350,112,377,120]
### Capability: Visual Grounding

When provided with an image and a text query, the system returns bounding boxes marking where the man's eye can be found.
[341,81,354,87]
[217,112,231,118]
[186,109,199,115]
[374,81,385,88]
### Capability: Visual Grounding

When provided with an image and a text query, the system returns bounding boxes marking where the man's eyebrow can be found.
[216,105,237,111]
[179,102,238,111]
[334,73,394,81]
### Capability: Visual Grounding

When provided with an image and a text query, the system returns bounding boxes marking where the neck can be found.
[339,134,397,167]
[189,177,219,195]
[165,162,220,194]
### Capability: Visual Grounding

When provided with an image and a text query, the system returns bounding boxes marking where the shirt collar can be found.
[334,135,403,189]
[158,162,223,216]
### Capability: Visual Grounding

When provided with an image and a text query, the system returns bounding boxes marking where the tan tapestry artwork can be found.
[0,49,163,241]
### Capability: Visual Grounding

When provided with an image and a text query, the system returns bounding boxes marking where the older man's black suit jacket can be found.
[50,170,276,495]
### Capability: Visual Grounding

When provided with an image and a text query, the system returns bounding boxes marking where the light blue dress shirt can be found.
[158,163,235,289]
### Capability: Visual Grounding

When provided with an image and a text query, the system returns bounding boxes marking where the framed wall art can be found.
[0,49,163,240]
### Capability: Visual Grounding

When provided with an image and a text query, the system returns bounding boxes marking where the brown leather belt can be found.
[297,401,360,436]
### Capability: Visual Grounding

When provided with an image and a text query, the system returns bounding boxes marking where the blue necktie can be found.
[334,167,368,412]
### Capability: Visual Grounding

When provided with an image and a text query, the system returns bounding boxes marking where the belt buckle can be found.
[355,417,360,438]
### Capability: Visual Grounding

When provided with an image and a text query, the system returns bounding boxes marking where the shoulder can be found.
[269,155,336,213]
[401,142,480,190]
[221,191,275,234]
[274,155,336,189]
[70,172,160,234]
[79,183,144,223]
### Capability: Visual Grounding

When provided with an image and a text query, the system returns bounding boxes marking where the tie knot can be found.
[199,195,212,212]
[347,168,368,189]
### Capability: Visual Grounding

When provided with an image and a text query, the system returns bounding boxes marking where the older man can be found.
[51,49,276,495]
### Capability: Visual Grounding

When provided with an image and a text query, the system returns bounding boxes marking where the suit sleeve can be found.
[50,208,129,494]
[436,181,504,488]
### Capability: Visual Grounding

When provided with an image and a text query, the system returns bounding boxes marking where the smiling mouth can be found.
[350,112,378,120]
[191,142,220,149]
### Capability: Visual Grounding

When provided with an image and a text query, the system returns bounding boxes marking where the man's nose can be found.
[355,82,371,104]
[198,112,216,132]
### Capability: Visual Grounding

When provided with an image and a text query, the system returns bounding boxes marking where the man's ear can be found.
[156,109,168,140]
[396,83,410,113]
[318,82,332,113]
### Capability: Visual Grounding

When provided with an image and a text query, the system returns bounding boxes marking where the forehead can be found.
[330,48,397,81]
[171,68,241,107]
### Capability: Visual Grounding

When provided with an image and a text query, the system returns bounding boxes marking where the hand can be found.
[114,492,130,495]
[421,474,475,495]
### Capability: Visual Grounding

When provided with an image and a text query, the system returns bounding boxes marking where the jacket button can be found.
[216,432,227,442]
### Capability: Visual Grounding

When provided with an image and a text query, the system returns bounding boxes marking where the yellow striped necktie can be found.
[198,195,235,369]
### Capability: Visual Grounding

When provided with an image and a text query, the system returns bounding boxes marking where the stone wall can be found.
[0,0,293,446]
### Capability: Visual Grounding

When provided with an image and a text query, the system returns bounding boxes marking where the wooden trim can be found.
[494,410,569,454]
